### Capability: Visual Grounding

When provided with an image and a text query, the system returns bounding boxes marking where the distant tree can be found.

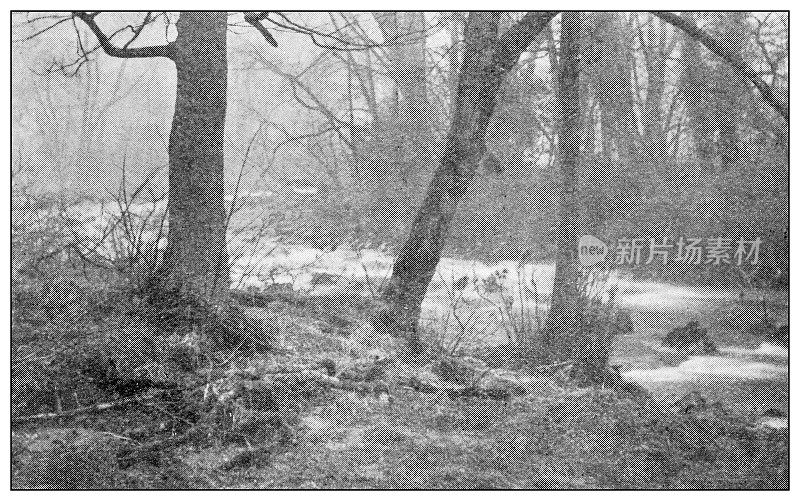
[372,12,429,139]
[541,11,584,363]
[637,14,675,167]
[21,11,373,318]
[584,12,639,161]
[652,11,787,121]
[677,13,748,170]
[678,14,717,165]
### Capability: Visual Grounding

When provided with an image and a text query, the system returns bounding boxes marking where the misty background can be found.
[11,12,788,283]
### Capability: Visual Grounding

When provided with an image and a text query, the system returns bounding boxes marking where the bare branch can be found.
[493,11,559,74]
[15,14,73,42]
[266,12,435,52]
[72,11,175,60]
[652,11,788,120]
[244,11,279,47]
[254,54,357,151]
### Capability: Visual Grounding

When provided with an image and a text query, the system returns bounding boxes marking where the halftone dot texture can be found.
[12,11,787,489]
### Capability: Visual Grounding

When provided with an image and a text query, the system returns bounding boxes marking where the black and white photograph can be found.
[8,7,790,490]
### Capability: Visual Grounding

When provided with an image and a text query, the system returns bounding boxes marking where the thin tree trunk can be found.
[587,13,639,161]
[715,13,747,170]
[374,11,557,348]
[641,17,668,165]
[679,21,715,165]
[542,11,583,363]
[448,13,464,104]
[160,12,230,309]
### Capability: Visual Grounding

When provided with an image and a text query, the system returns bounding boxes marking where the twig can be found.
[531,360,574,372]
[99,431,140,443]
[12,391,164,424]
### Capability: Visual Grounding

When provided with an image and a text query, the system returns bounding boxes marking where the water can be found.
[56,201,789,398]
[623,350,788,384]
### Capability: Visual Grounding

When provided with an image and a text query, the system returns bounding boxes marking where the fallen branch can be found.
[404,375,511,401]
[531,360,574,372]
[12,391,164,424]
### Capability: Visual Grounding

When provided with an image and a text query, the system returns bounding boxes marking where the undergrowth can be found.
[11,187,788,490]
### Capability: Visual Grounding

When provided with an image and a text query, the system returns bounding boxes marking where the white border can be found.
[3,3,795,498]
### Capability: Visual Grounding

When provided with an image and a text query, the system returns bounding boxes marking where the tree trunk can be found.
[374,12,556,347]
[542,11,584,363]
[591,13,639,161]
[641,17,668,166]
[715,13,747,170]
[160,12,230,309]
[679,22,715,165]
[373,11,431,188]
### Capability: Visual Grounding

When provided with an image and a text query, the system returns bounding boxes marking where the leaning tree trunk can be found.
[542,11,584,363]
[374,11,557,348]
[160,12,230,309]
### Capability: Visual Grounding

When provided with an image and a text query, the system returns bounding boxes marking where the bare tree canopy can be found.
[652,11,788,120]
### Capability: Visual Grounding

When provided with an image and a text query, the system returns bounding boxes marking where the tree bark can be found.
[160,12,230,309]
[72,12,232,311]
[374,11,557,347]
[590,13,639,161]
[715,13,747,170]
[542,11,583,362]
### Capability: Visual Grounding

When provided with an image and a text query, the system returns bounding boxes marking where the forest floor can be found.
[11,199,789,488]
[11,279,789,489]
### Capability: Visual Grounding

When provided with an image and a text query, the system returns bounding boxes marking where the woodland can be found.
[10,11,789,489]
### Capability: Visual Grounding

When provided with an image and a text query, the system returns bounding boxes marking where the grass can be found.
[10,193,788,489]
[12,282,789,489]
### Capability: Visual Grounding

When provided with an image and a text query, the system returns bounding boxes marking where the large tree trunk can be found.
[374,12,556,348]
[160,12,230,309]
[542,11,584,362]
